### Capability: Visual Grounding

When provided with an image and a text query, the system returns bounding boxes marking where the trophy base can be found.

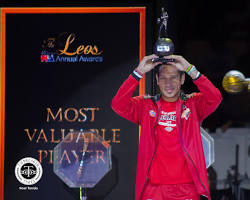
[152,58,174,64]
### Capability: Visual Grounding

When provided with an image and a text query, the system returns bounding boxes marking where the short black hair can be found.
[155,64,184,77]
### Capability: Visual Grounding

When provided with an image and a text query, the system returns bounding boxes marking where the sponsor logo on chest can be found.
[149,110,156,117]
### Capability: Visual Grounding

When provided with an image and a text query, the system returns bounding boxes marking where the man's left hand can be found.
[164,55,190,72]
[165,55,200,80]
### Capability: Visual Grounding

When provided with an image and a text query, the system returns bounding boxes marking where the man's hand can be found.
[164,55,190,71]
[136,54,161,75]
[165,55,200,80]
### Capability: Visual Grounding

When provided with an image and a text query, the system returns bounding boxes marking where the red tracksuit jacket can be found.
[111,71,222,200]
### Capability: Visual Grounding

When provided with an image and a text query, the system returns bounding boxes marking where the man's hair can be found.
[155,64,184,78]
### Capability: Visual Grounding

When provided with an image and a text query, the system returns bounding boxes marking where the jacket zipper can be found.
[139,100,209,199]
[139,102,160,200]
[178,101,209,198]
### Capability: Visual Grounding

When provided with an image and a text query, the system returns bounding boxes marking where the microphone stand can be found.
[232,144,240,200]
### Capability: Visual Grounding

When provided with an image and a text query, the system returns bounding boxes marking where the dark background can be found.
[1,0,250,199]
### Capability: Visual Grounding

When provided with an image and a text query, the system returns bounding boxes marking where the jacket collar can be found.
[152,90,187,103]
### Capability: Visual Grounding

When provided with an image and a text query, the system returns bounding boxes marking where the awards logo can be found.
[41,33,103,63]
[15,157,43,186]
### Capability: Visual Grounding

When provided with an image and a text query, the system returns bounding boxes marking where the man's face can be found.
[156,65,185,102]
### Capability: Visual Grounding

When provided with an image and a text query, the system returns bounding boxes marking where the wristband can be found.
[185,64,193,73]
[132,70,143,81]
[187,65,196,75]
[134,68,143,77]
[133,69,143,78]
[193,71,201,80]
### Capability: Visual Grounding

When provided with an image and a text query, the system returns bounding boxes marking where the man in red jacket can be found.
[111,54,222,200]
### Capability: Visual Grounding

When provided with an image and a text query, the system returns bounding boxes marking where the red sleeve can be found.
[192,75,223,122]
[111,75,144,125]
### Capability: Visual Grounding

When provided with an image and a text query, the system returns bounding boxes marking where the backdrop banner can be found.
[0,7,145,200]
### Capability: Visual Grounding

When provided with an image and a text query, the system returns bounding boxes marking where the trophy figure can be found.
[152,7,175,63]
[222,70,250,93]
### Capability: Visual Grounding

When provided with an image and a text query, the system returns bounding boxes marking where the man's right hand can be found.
[136,54,161,75]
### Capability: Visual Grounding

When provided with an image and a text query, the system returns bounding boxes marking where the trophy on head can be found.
[152,7,175,64]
